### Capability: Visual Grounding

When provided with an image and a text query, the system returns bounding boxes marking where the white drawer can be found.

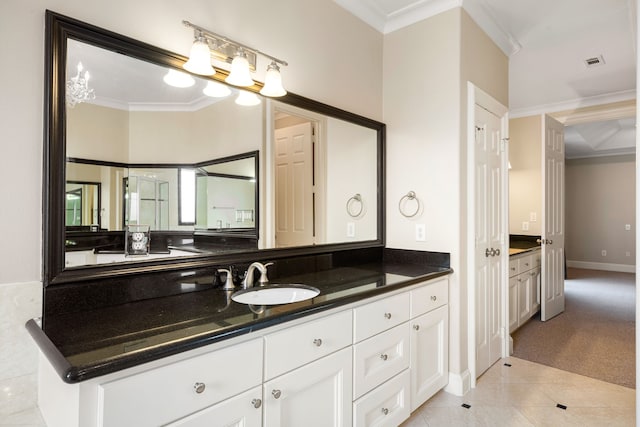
[264,310,352,380]
[353,292,410,343]
[353,370,410,427]
[353,323,410,399]
[166,386,262,427]
[519,254,533,272]
[410,278,448,319]
[508,258,519,277]
[532,250,541,268]
[98,338,262,427]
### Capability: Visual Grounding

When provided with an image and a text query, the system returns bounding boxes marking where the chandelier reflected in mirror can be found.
[66,62,95,107]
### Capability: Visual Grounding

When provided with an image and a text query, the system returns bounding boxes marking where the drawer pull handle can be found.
[430,295,437,301]
[252,398,262,409]
[382,408,389,415]
[384,312,392,319]
[380,354,388,361]
[313,338,323,347]
[193,382,206,394]
[272,389,282,399]
[413,324,420,331]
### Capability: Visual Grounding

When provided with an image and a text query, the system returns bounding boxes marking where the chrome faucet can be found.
[243,262,274,288]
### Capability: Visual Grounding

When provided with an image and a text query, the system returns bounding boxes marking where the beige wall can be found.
[508,115,543,236]
[384,7,508,391]
[566,155,636,266]
[0,0,382,417]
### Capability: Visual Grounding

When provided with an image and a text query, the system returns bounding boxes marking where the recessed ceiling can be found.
[564,118,636,159]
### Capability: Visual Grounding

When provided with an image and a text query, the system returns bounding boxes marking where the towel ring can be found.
[346,194,364,218]
[399,191,420,218]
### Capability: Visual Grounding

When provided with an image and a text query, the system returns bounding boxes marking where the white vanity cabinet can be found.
[262,310,353,427]
[38,276,450,427]
[97,338,263,427]
[509,250,541,333]
[409,278,448,411]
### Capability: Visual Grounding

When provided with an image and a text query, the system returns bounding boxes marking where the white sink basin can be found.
[231,284,320,305]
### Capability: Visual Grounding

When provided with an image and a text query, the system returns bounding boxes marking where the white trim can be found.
[509,90,637,119]
[466,82,509,390]
[444,370,471,396]
[461,0,521,55]
[566,260,636,273]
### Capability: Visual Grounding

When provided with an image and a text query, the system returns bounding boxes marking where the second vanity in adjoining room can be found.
[31,10,454,427]
[508,236,542,334]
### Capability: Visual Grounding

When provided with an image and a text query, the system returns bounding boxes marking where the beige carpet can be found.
[511,267,636,388]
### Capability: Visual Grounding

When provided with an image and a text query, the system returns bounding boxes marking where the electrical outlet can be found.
[415,224,426,241]
[522,221,529,231]
[601,250,607,257]
[347,222,355,237]
[530,212,537,222]
[626,251,631,257]
[625,224,631,231]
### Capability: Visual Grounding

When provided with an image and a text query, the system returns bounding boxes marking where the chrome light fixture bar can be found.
[182,20,288,96]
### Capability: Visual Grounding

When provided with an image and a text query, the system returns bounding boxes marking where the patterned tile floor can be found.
[402,357,635,427]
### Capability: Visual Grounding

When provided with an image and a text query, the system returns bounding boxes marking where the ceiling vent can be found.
[584,55,605,68]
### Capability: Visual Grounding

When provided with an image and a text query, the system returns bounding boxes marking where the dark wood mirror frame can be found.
[43,10,385,286]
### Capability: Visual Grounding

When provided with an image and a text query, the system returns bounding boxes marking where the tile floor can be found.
[402,357,636,427]
[8,357,636,426]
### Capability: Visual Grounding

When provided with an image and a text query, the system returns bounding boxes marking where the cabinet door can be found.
[263,347,352,427]
[409,305,448,411]
[530,267,541,312]
[166,386,262,427]
[353,370,410,427]
[517,274,532,326]
[508,277,518,333]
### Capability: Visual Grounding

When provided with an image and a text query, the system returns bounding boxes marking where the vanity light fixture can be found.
[163,69,195,88]
[182,20,288,96]
[235,90,261,106]
[203,80,231,98]
[183,32,215,76]
[66,61,95,107]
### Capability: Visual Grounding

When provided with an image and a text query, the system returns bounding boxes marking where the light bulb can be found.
[260,62,286,97]
[203,81,231,98]
[183,36,215,76]
[225,50,254,87]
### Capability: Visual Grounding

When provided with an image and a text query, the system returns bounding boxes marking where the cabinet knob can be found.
[384,312,392,320]
[252,398,262,409]
[430,295,437,301]
[272,389,282,399]
[413,324,420,331]
[193,382,206,394]
[380,354,388,361]
[313,338,323,347]
[381,408,389,415]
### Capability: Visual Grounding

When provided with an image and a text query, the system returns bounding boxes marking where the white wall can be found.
[0,0,382,418]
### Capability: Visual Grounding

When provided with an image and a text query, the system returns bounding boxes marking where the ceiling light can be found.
[203,80,231,98]
[183,20,288,97]
[235,90,261,106]
[225,49,254,87]
[259,61,287,97]
[66,62,95,107]
[183,33,215,76]
[163,69,195,88]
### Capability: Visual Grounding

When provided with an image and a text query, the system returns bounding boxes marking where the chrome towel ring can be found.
[399,191,420,218]
[346,193,364,218]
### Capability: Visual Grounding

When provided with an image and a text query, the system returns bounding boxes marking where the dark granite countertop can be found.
[27,260,452,384]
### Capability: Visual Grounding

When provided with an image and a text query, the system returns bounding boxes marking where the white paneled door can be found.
[541,115,565,321]
[474,104,504,376]
[274,122,314,248]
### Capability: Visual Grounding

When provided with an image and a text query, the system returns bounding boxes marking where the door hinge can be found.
[500,138,508,152]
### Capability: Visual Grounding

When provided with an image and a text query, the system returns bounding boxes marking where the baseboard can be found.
[444,370,471,396]
[566,260,636,273]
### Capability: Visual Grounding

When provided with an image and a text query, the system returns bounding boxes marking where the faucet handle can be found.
[218,268,234,290]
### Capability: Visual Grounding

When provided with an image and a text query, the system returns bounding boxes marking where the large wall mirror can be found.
[44,11,385,285]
